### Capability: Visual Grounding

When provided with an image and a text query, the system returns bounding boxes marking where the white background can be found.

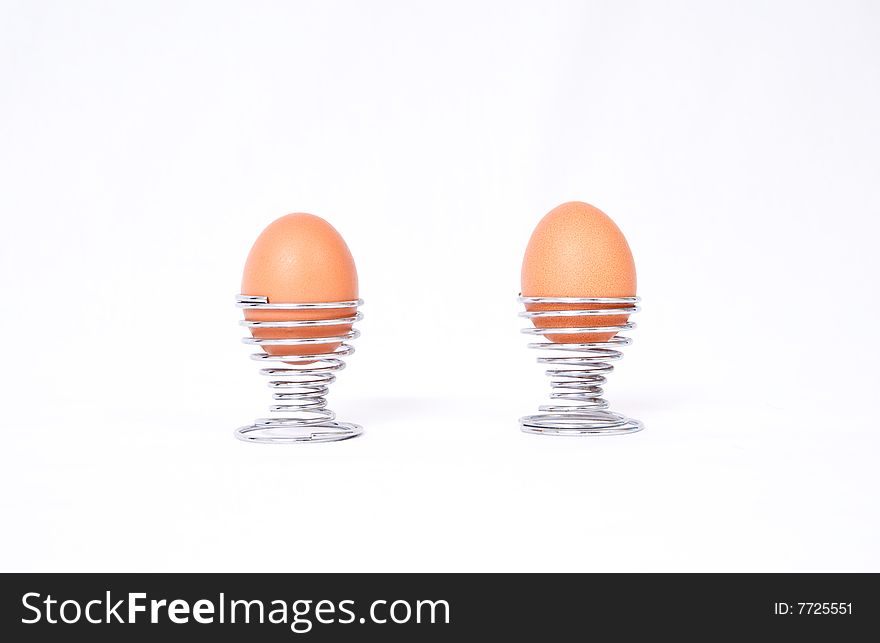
[1,0,878,572]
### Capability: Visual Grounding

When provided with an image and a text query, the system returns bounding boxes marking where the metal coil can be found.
[235,295,364,443]
[519,296,643,436]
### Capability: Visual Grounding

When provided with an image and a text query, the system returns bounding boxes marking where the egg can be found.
[521,201,636,343]
[241,213,358,359]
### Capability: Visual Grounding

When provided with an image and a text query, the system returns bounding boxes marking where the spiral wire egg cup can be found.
[235,295,364,444]
[519,296,643,436]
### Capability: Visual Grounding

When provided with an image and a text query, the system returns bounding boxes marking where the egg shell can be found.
[241,213,358,359]
[521,202,636,343]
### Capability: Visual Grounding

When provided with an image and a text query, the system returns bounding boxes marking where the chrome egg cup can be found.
[235,295,364,444]
[519,296,643,436]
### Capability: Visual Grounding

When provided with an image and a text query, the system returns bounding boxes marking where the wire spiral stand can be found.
[519,296,643,436]
[235,295,364,444]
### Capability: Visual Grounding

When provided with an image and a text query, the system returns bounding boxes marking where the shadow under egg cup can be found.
[235,295,364,444]
[518,296,644,436]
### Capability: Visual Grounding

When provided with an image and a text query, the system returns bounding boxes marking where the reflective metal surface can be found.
[235,295,364,443]
[518,296,643,436]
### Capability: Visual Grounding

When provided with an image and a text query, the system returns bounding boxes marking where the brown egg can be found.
[241,213,358,359]
[521,202,636,343]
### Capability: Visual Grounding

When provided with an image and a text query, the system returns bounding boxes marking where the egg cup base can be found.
[519,413,643,436]
[235,421,364,444]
